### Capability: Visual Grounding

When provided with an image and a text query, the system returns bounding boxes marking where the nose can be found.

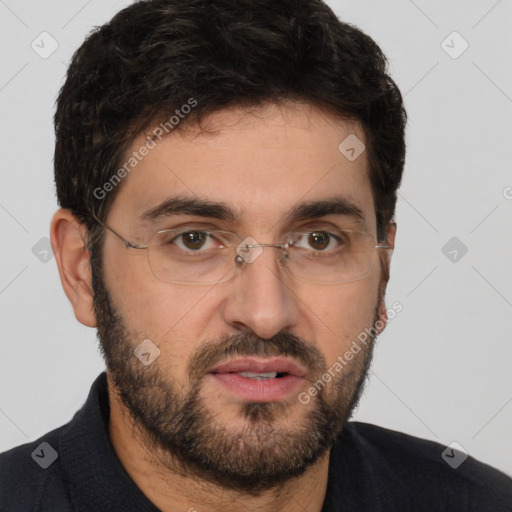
[220,243,300,339]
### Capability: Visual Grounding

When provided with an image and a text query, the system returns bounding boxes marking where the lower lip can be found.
[208,373,305,402]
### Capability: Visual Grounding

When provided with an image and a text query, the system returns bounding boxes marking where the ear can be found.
[50,209,97,328]
[376,221,397,333]
[381,220,397,248]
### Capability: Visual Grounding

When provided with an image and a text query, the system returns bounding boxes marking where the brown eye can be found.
[307,232,330,250]
[290,230,344,252]
[181,231,208,250]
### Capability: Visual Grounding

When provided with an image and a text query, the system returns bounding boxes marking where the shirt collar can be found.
[59,372,160,511]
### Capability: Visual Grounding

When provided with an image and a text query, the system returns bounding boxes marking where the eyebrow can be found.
[140,195,366,226]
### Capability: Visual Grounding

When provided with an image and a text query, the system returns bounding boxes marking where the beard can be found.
[92,258,383,494]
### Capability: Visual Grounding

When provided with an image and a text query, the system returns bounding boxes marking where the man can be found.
[1,0,511,510]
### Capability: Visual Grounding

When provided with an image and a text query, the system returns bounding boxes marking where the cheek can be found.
[107,270,218,381]
[302,279,379,366]
[104,248,214,344]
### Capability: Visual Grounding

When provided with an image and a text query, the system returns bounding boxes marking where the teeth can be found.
[238,371,278,379]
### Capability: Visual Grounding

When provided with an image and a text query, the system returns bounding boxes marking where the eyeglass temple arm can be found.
[89,210,148,250]
[375,221,395,250]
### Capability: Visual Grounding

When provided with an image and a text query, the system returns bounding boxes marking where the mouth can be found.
[207,357,308,402]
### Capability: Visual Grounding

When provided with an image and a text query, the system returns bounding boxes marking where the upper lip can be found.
[209,357,308,377]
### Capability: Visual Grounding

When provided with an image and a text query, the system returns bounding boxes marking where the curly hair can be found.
[54,0,406,260]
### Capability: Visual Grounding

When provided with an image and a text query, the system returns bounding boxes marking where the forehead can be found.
[109,101,375,232]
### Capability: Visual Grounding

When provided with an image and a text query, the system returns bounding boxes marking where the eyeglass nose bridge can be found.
[234,240,292,266]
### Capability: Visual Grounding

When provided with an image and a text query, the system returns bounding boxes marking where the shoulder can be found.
[343,421,512,511]
[0,424,72,511]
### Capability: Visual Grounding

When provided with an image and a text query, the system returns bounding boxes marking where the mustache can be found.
[187,330,327,382]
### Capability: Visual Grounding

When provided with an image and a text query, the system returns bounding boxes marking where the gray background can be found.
[1,0,511,476]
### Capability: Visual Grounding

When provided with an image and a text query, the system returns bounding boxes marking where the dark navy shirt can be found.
[1,372,511,511]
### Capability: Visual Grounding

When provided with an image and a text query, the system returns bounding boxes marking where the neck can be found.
[107,377,330,512]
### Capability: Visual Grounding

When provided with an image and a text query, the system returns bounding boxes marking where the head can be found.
[51,0,405,494]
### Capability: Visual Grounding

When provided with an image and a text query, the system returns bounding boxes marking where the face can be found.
[92,101,393,492]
